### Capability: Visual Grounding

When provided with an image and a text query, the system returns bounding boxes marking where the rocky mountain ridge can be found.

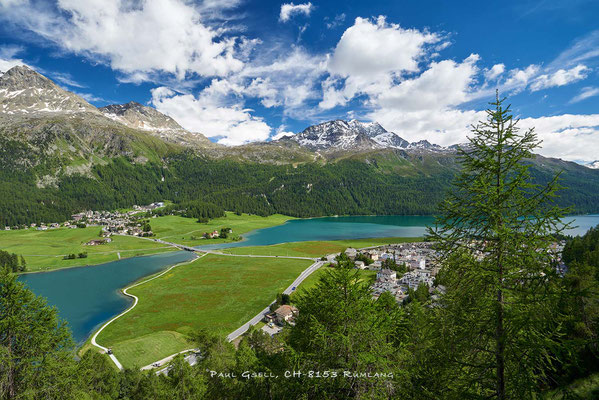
[0,65,98,115]
[279,119,448,153]
[0,65,211,149]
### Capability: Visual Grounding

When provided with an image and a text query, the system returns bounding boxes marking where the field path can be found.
[91,254,204,370]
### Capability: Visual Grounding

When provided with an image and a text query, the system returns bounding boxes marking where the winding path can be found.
[90,254,204,370]
[137,258,325,372]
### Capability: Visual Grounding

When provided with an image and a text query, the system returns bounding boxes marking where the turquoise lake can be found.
[18,213,599,344]
[19,251,196,343]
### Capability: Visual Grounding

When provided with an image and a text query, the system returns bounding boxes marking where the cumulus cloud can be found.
[376,54,480,112]
[484,63,505,80]
[150,86,271,146]
[320,16,440,109]
[503,65,540,92]
[530,64,589,91]
[518,114,599,162]
[279,2,313,22]
[327,16,438,79]
[0,0,244,80]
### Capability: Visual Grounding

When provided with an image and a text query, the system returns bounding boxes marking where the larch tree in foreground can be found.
[427,93,571,399]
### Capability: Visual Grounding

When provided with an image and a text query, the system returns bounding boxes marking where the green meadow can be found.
[0,226,175,272]
[220,236,422,258]
[0,212,294,272]
[150,212,294,247]
[95,254,312,368]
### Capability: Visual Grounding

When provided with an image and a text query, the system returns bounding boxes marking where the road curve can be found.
[90,254,203,370]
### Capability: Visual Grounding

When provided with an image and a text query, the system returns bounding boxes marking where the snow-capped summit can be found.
[587,160,599,169]
[407,139,445,151]
[0,65,98,115]
[100,101,184,132]
[283,119,410,151]
[280,119,450,153]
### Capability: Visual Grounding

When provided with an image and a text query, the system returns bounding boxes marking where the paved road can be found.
[142,258,326,375]
[226,260,324,342]
[96,234,327,373]
[140,348,197,371]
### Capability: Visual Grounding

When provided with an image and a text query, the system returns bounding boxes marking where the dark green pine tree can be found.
[427,93,571,399]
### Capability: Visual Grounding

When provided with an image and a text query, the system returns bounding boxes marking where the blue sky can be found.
[0,0,598,162]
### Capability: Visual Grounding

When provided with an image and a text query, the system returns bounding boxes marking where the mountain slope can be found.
[1,66,599,226]
[100,101,213,148]
[0,65,98,115]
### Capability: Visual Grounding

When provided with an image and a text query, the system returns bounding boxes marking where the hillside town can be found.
[334,240,567,304]
[334,242,440,303]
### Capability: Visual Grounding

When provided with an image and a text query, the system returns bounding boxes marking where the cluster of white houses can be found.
[4,202,166,237]
[334,242,440,303]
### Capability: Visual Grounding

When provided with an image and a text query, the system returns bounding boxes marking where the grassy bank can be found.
[220,237,422,258]
[0,227,175,272]
[95,254,312,368]
[150,212,294,247]
[0,212,294,272]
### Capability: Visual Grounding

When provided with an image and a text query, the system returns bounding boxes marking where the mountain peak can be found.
[0,65,97,115]
[99,101,184,132]
[283,119,410,151]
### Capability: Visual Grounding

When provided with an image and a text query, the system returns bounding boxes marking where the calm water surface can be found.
[18,214,599,343]
[19,251,196,343]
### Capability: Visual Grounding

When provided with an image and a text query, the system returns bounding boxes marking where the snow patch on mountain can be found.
[0,65,98,115]
[282,119,447,153]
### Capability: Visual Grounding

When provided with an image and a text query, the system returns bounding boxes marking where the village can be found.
[258,242,442,338]
[340,242,441,303]
[3,201,235,246]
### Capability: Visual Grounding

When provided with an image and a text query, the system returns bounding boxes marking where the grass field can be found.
[0,227,175,272]
[150,212,294,247]
[95,254,312,368]
[221,237,422,258]
[0,212,294,272]
[291,265,377,300]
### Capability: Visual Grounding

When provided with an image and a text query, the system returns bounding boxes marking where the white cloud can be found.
[504,64,540,92]
[484,63,505,80]
[571,87,599,103]
[320,16,440,109]
[272,125,295,140]
[49,72,86,88]
[530,64,589,91]
[0,0,244,80]
[519,114,599,162]
[0,45,27,72]
[327,16,438,79]
[548,29,599,70]
[376,54,480,112]
[73,91,107,103]
[150,86,271,146]
[279,2,313,22]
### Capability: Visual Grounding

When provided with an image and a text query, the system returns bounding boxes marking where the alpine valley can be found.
[1,65,599,226]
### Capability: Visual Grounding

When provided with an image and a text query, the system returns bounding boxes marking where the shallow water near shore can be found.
[19,251,196,343]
